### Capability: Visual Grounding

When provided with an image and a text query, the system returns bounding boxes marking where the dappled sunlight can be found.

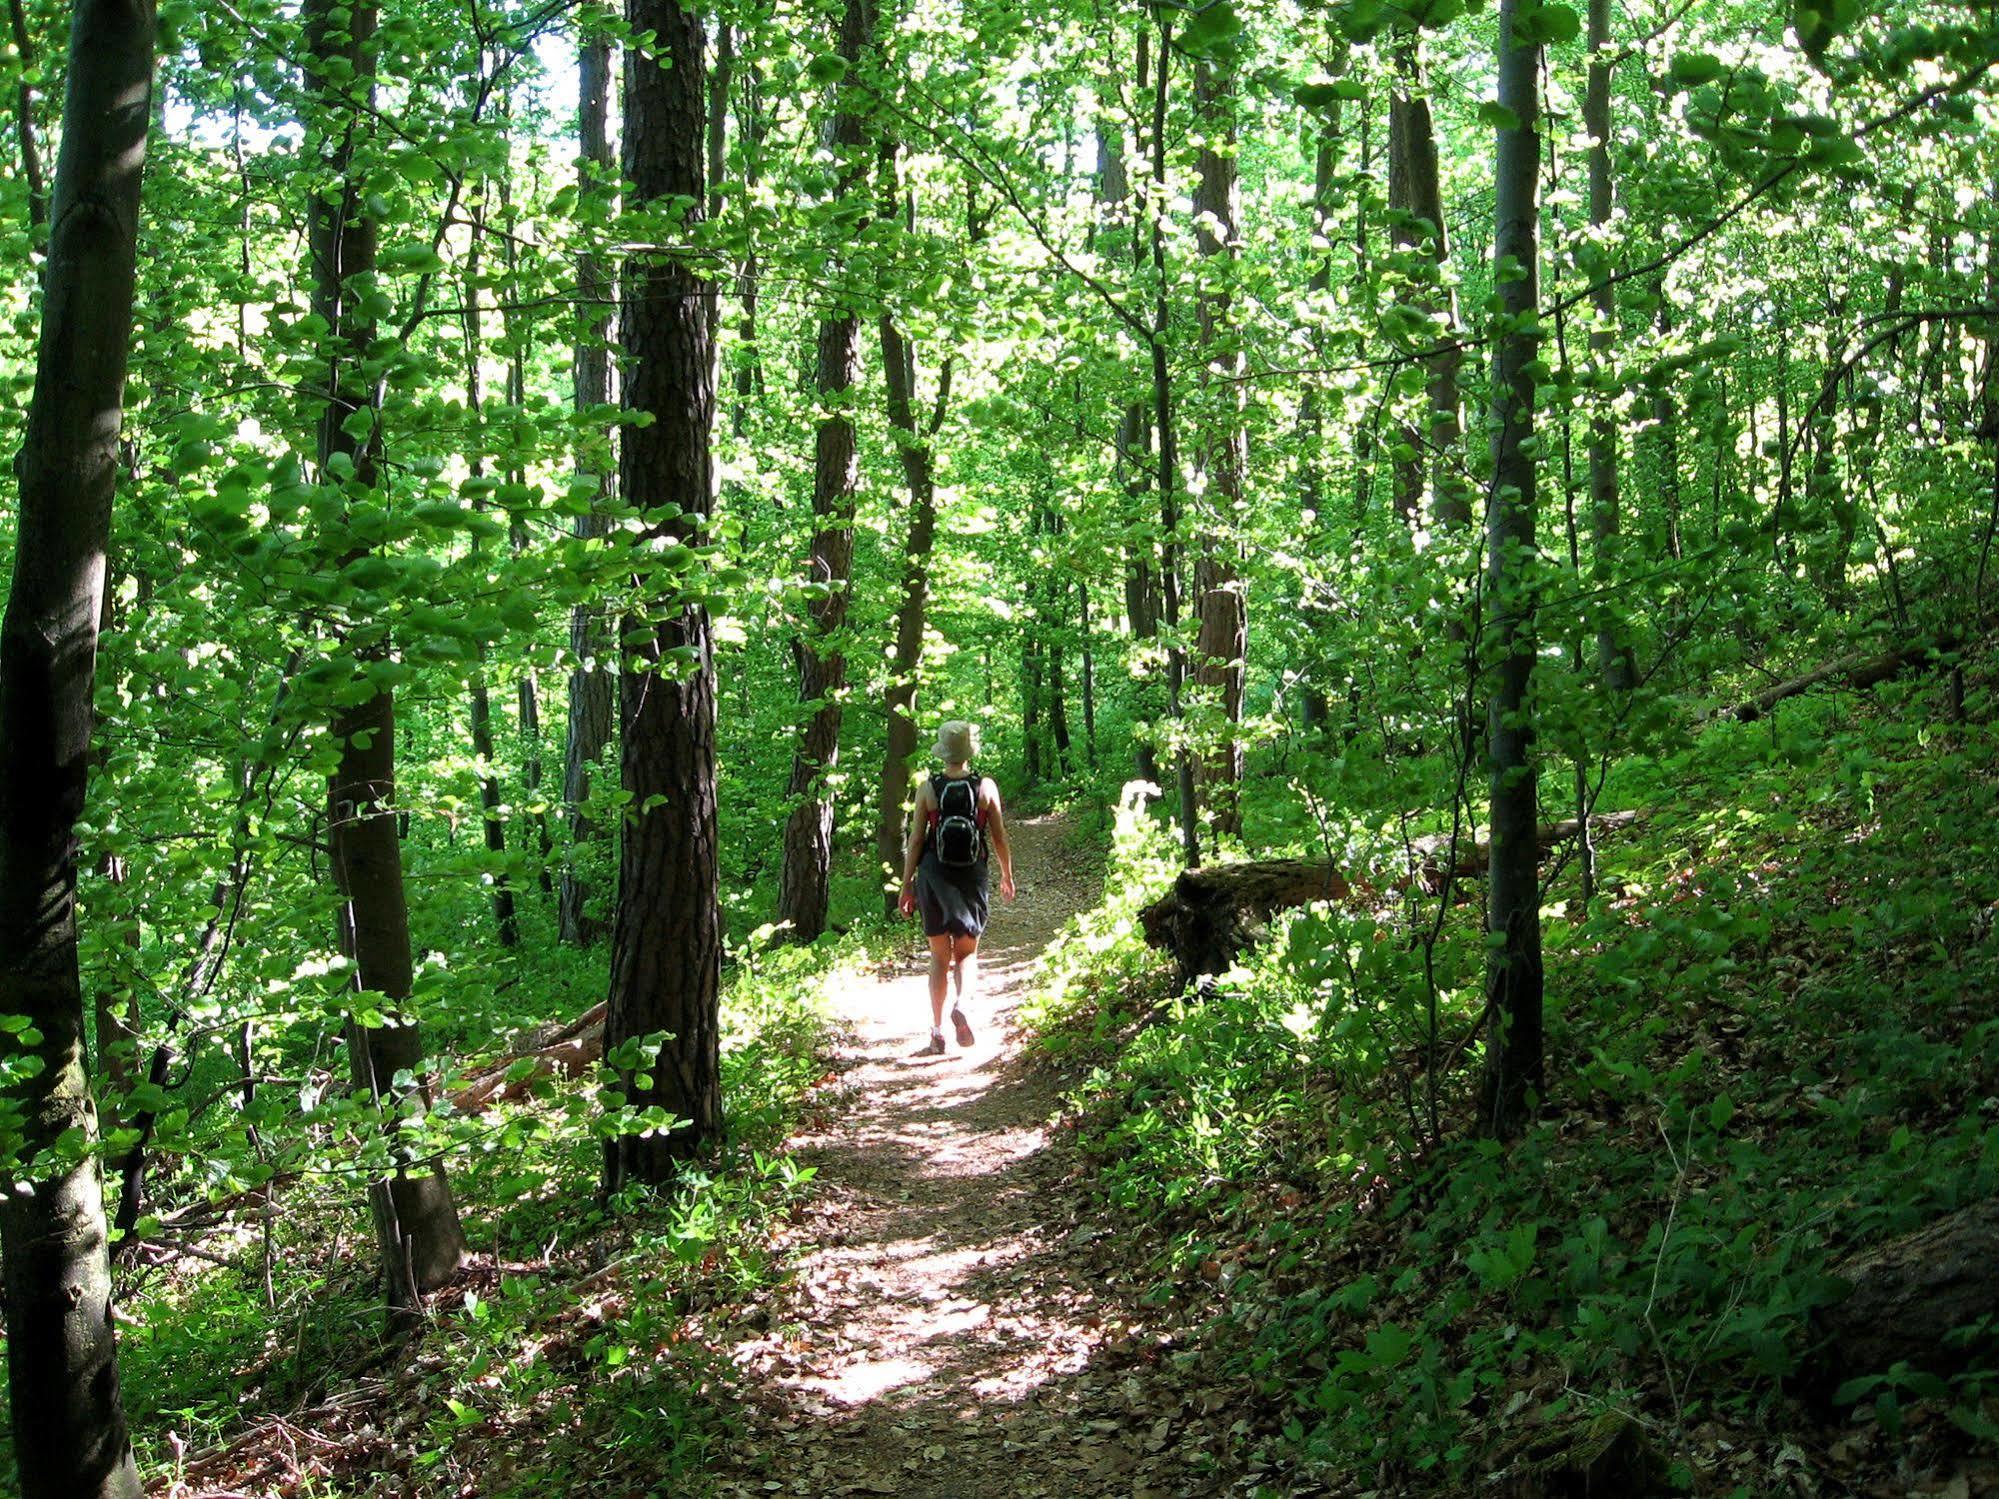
[710,815,1210,1496]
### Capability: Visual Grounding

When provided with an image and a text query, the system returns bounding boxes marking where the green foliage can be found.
[1026,685,1999,1485]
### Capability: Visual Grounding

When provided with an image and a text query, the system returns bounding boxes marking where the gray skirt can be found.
[915,849,989,939]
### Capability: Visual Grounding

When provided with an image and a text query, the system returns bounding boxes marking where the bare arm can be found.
[983,779,1016,898]
[898,780,933,910]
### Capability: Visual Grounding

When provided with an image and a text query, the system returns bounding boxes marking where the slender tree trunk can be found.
[1149,15,1200,866]
[1775,322,1794,562]
[1352,94,1379,523]
[1079,578,1098,766]
[1100,99,1163,785]
[462,226,519,947]
[1478,0,1546,1140]
[1192,54,1247,841]
[1653,302,1683,562]
[497,168,555,898]
[874,285,944,915]
[6,0,46,234]
[776,0,876,943]
[305,0,467,1308]
[0,7,153,1493]
[1295,119,1339,734]
[1584,0,1633,690]
[603,0,723,1187]
[559,18,618,946]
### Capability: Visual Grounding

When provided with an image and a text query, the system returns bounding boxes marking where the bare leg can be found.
[951,935,979,1011]
[926,934,952,1031]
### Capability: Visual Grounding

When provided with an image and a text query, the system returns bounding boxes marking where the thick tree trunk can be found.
[1192,55,1247,841]
[1584,0,1633,690]
[603,0,724,1187]
[559,19,618,946]
[776,0,876,944]
[1478,0,1547,1141]
[874,305,941,916]
[0,6,153,1493]
[306,0,467,1308]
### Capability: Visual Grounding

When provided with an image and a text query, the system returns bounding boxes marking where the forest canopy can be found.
[0,0,1996,1490]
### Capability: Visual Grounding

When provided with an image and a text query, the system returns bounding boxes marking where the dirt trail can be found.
[711,813,1240,1498]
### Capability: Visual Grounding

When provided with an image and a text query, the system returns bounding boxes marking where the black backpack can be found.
[931,773,985,868]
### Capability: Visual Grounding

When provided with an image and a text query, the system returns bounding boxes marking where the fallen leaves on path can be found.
[707,814,1282,1499]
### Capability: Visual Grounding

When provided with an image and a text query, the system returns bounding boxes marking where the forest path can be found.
[709,813,1235,1499]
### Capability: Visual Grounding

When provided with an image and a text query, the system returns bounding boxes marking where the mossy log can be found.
[1139,811,1642,982]
[1485,1407,1663,1497]
[1809,1195,1999,1398]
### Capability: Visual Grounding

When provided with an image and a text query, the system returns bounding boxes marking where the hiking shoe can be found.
[950,1008,975,1048]
[916,1033,945,1057]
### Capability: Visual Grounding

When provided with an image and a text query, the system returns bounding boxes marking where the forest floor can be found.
[706,811,1263,1499]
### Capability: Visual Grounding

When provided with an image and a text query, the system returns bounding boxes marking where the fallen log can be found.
[1140,861,1362,986]
[1405,810,1642,895]
[1704,620,1993,725]
[451,1001,607,1112]
[1807,1195,1999,1402]
[1139,811,1644,983]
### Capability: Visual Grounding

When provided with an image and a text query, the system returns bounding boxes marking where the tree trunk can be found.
[1653,302,1683,562]
[1192,54,1246,841]
[6,0,46,234]
[462,225,518,947]
[603,0,724,1187]
[1079,578,1098,766]
[1478,0,1547,1141]
[1100,101,1162,786]
[496,170,556,899]
[306,0,467,1309]
[0,6,153,1493]
[1584,0,1633,690]
[559,16,618,946]
[874,304,942,916]
[776,0,876,944]
[1148,16,1200,867]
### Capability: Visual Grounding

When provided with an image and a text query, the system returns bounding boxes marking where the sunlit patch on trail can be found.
[712,815,1216,1496]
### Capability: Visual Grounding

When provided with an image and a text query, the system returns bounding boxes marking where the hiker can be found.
[898,719,1016,1055]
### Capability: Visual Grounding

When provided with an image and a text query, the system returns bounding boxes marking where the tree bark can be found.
[559,16,618,946]
[6,0,46,233]
[776,0,876,943]
[603,0,724,1187]
[0,6,153,1493]
[1584,0,1633,690]
[1100,101,1163,785]
[462,225,519,948]
[1192,54,1246,841]
[1148,16,1200,867]
[305,0,467,1309]
[1478,0,1547,1141]
[874,296,943,917]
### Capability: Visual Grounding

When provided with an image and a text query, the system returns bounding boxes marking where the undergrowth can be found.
[1022,674,1999,1493]
[102,931,856,1498]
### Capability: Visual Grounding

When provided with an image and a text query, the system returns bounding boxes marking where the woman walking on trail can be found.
[898,720,1016,1055]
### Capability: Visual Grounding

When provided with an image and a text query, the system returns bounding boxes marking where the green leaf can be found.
[1479,101,1523,132]
[1668,52,1725,86]
[380,243,447,276]
[804,54,848,85]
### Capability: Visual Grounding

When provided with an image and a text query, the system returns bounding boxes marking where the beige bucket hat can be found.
[932,720,979,763]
